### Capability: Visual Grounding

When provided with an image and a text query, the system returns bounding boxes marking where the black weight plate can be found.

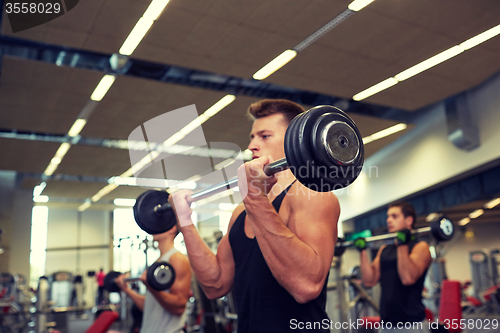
[285,107,316,189]
[430,217,454,242]
[284,111,306,182]
[147,261,176,291]
[297,106,341,192]
[134,190,177,235]
[312,113,360,166]
[103,271,121,293]
[286,108,329,192]
[334,238,346,257]
[310,110,364,188]
[133,190,150,232]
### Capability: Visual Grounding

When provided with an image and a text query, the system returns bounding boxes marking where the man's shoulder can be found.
[286,181,340,208]
[168,251,190,273]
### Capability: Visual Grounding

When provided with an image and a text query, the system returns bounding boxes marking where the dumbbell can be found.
[104,261,176,292]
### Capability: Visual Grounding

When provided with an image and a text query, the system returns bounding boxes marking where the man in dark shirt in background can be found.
[355,202,432,333]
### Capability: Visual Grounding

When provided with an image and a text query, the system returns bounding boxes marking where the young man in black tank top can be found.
[169,99,340,332]
[355,202,432,333]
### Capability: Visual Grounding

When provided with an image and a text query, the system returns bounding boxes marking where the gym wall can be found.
[338,72,500,282]
[338,72,500,222]
[0,170,33,278]
[45,208,111,275]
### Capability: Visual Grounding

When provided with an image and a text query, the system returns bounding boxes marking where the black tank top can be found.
[229,182,330,333]
[379,239,428,324]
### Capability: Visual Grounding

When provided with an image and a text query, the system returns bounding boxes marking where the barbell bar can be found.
[337,216,455,251]
[153,158,286,215]
[104,261,176,292]
[133,105,365,235]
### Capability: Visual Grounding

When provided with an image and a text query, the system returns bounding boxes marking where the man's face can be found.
[248,113,288,162]
[386,206,413,232]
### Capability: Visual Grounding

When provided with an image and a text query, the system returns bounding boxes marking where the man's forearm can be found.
[181,224,225,293]
[359,250,376,286]
[123,288,146,311]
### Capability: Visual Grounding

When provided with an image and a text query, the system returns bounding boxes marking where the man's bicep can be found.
[291,194,339,265]
[409,242,432,276]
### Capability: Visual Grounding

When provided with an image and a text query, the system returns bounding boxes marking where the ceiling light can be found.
[78,200,91,212]
[33,182,47,197]
[123,151,161,178]
[348,0,376,11]
[50,157,62,165]
[91,75,116,101]
[253,50,297,80]
[91,184,118,202]
[119,17,154,56]
[214,158,236,170]
[143,0,170,21]
[362,123,407,144]
[33,195,49,203]
[68,119,87,137]
[55,143,71,158]
[114,198,136,207]
[352,24,500,101]
[460,24,500,50]
[425,212,440,222]
[186,175,202,182]
[204,95,236,117]
[484,197,500,209]
[162,132,189,147]
[458,217,471,226]
[394,46,464,81]
[163,95,236,147]
[43,163,58,176]
[469,209,484,219]
[352,77,398,101]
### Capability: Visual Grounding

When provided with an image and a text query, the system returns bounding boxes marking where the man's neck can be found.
[157,238,175,256]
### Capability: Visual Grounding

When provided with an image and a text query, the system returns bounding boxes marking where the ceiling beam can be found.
[0,128,242,159]
[0,35,415,122]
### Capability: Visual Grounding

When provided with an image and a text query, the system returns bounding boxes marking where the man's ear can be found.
[405,216,414,229]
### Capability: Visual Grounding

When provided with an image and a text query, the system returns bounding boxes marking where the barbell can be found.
[334,216,455,256]
[133,105,365,235]
[104,261,176,292]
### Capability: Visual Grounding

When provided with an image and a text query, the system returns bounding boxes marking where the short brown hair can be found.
[247,99,305,125]
[389,202,417,228]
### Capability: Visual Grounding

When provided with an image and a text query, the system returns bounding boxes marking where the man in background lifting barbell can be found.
[355,202,432,333]
[169,99,341,332]
[115,226,192,333]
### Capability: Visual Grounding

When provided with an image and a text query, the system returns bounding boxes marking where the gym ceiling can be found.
[1,0,500,222]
